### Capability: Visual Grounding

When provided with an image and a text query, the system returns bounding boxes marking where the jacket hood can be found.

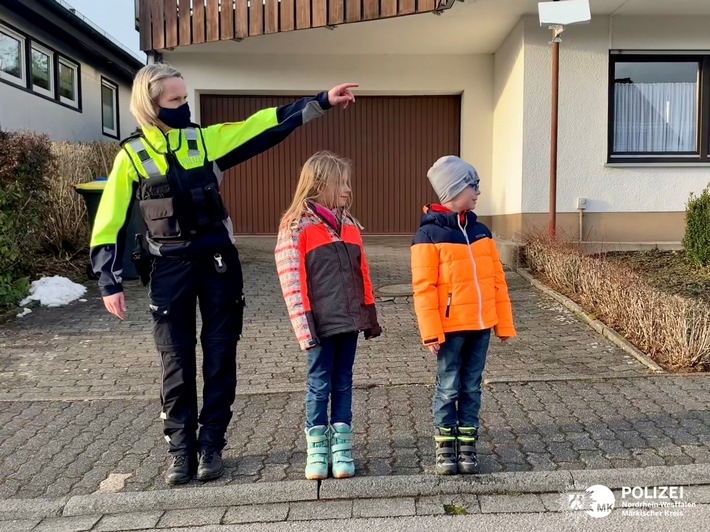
[420,203,477,229]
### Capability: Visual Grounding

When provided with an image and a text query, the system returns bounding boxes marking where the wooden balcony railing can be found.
[137,0,452,51]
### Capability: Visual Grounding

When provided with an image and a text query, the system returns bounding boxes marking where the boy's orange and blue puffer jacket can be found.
[411,204,516,346]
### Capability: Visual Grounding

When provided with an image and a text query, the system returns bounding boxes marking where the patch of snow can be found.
[16,308,32,318]
[20,276,87,307]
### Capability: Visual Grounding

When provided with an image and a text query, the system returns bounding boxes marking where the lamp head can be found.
[538,0,591,26]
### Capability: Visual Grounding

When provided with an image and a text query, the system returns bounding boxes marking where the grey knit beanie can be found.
[427,156,479,204]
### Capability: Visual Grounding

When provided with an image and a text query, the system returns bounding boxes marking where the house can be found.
[135,0,710,243]
[0,0,144,141]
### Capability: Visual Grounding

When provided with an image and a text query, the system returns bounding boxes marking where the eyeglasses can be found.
[471,181,480,192]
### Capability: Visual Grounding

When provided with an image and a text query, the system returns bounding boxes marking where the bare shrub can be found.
[43,141,120,254]
[524,235,710,371]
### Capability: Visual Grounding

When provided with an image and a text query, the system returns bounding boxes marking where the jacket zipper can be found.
[445,292,452,318]
[311,205,360,331]
[458,215,485,328]
[341,240,360,330]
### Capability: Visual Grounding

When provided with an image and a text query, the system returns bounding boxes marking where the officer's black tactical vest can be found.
[122,127,227,243]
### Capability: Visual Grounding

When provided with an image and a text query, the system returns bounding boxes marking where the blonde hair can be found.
[129,63,183,128]
[281,151,352,227]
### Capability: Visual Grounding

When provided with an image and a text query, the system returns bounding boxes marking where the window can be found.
[101,78,119,138]
[609,54,710,163]
[30,43,53,97]
[0,25,25,85]
[0,23,82,110]
[58,58,79,107]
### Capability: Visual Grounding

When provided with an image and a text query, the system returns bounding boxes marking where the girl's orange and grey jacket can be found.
[275,202,381,350]
[411,204,516,346]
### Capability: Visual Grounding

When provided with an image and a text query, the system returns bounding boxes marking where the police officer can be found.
[90,63,357,485]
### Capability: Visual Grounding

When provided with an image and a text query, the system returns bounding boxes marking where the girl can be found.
[275,151,381,480]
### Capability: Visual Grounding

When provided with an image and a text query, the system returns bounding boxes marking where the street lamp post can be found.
[538,0,591,238]
[549,18,561,238]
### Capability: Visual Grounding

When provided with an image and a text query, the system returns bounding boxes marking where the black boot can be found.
[457,426,481,474]
[165,453,196,485]
[434,427,458,475]
[197,450,224,481]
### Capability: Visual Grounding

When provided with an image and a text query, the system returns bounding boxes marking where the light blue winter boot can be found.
[330,423,355,479]
[305,425,329,480]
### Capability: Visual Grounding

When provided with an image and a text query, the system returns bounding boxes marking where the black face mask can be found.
[157,102,192,129]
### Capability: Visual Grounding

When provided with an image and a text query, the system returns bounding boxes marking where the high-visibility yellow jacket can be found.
[90,93,331,296]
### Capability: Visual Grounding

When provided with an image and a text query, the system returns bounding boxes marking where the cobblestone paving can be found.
[2,237,707,500]
[0,238,648,401]
[1,377,709,499]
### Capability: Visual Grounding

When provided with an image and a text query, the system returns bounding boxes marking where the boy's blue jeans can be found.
[305,332,358,430]
[433,329,491,428]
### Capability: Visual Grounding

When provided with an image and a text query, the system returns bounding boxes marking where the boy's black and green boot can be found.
[434,427,458,475]
[457,426,480,474]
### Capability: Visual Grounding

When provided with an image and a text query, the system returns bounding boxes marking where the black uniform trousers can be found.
[149,245,244,456]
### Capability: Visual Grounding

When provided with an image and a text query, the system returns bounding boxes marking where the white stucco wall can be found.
[168,52,497,215]
[0,9,136,142]
[520,15,710,214]
[492,20,525,216]
[611,16,710,50]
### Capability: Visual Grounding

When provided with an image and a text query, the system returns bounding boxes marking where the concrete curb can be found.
[318,470,574,500]
[3,465,710,519]
[515,268,666,374]
[0,496,67,520]
[61,480,318,517]
[568,464,710,491]
[485,372,710,385]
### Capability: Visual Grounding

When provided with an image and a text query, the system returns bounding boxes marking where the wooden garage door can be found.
[200,95,461,234]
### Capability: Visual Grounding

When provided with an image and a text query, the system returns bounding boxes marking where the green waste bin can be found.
[75,178,142,281]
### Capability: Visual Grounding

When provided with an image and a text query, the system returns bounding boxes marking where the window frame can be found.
[608,52,710,164]
[30,41,54,98]
[0,24,27,87]
[101,77,120,139]
[58,56,80,108]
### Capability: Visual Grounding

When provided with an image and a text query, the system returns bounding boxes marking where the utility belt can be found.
[131,233,236,286]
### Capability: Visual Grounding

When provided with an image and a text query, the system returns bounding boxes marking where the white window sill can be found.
[0,73,26,87]
[32,85,53,99]
[60,96,79,109]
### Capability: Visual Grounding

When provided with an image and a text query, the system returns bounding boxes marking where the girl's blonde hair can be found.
[129,63,183,128]
[281,151,352,227]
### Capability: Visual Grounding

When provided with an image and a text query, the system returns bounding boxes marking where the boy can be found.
[411,155,516,475]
